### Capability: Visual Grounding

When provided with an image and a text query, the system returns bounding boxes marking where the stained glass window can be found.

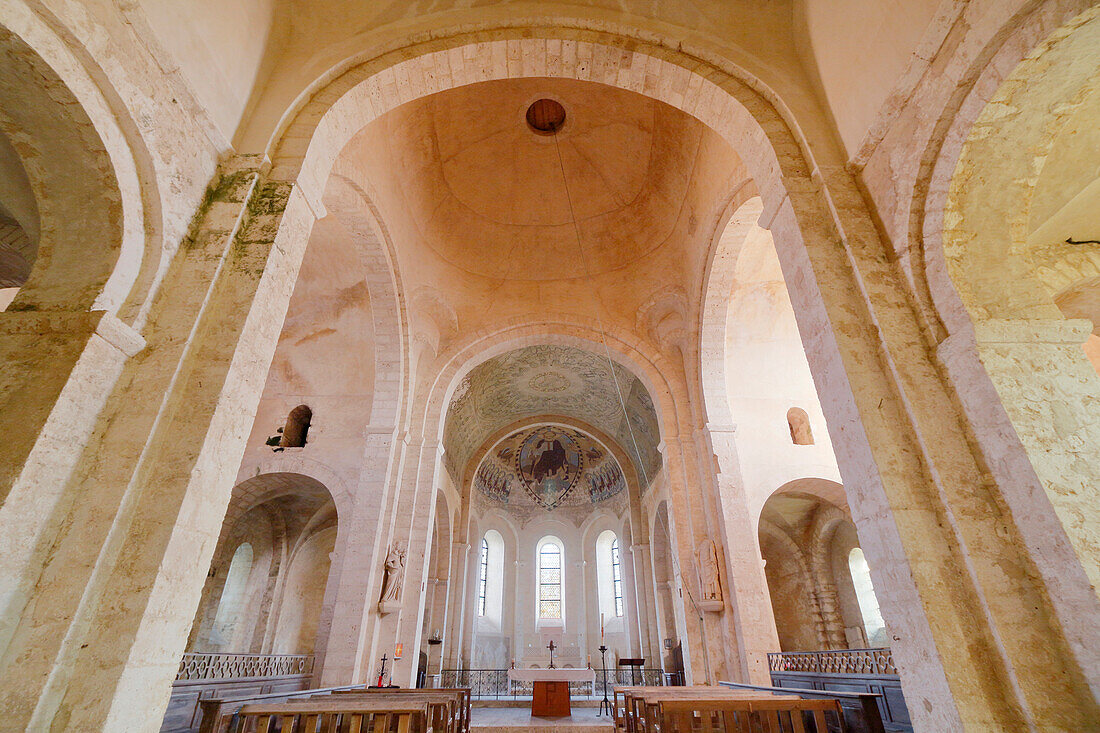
[477,537,489,616]
[611,538,624,617]
[539,543,563,619]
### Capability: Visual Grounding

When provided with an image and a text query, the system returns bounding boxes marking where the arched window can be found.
[595,530,623,621]
[281,405,312,448]
[477,530,505,627]
[537,538,563,621]
[477,537,489,616]
[848,548,887,646]
[786,407,814,445]
[611,539,624,617]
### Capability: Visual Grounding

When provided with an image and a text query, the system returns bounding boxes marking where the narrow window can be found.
[281,405,313,448]
[538,542,562,620]
[611,539,624,617]
[477,537,489,617]
[848,548,887,646]
[786,407,813,445]
[211,543,253,648]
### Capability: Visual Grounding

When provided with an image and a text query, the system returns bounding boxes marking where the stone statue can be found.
[699,539,722,604]
[379,541,407,604]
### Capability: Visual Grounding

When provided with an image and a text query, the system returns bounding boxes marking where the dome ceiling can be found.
[443,345,661,487]
[341,76,732,282]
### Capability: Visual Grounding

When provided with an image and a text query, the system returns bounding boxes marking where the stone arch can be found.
[699,194,763,428]
[323,174,409,430]
[911,6,1100,714]
[808,503,853,649]
[244,24,1100,726]
[190,472,339,660]
[758,519,828,651]
[0,8,155,316]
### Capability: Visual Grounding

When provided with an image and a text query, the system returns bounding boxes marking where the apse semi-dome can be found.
[474,424,627,510]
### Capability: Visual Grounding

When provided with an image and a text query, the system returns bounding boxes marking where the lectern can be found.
[618,657,645,685]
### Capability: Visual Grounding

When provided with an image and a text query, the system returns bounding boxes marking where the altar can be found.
[507,668,597,716]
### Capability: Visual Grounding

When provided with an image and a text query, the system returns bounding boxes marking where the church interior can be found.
[0,2,1097,732]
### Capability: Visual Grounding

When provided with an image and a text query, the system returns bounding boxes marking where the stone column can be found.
[628,542,660,663]
[705,426,781,683]
[317,428,397,685]
[383,442,443,686]
[0,311,143,655]
[770,166,1100,729]
[443,541,470,669]
[0,162,318,731]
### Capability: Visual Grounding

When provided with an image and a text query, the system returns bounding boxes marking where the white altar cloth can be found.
[507,668,596,683]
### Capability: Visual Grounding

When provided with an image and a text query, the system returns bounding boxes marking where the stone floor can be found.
[470,705,615,732]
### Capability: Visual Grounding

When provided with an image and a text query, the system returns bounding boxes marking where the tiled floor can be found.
[470,705,615,732]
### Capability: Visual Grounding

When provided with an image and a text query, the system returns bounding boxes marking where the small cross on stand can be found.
[375,654,388,687]
[546,639,557,669]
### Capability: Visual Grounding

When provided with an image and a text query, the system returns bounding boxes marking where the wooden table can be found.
[508,668,597,717]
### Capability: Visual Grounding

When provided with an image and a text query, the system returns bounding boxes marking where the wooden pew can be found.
[619,686,772,733]
[649,694,845,733]
[750,698,843,733]
[235,700,427,733]
[355,687,470,733]
[197,684,369,733]
[322,689,468,733]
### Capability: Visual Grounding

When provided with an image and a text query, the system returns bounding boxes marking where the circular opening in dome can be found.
[526,99,566,135]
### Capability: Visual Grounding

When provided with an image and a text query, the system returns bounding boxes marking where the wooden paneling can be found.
[160,674,311,732]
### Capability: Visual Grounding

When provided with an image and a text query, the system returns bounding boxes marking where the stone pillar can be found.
[317,429,397,685]
[424,577,449,674]
[628,542,660,663]
[0,162,318,731]
[443,541,471,669]
[769,166,1100,729]
[0,311,143,655]
[381,441,442,686]
[705,426,781,682]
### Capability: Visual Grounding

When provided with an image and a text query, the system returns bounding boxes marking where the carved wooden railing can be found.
[175,652,314,681]
[768,648,897,677]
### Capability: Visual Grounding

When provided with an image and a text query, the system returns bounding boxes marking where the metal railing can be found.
[439,668,672,699]
[767,648,896,677]
[175,652,314,681]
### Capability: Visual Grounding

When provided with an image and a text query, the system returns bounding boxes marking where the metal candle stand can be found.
[597,645,612,716]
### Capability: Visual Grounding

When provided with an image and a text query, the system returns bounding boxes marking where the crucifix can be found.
[546,639,557,669]
[375,654,388,687]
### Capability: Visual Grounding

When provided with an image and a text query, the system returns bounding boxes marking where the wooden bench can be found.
[322,689,469,733]
[235,700,428,733]
[617,686,841,733]
[197,684,369,732]
[655,698,843,733]
[619,686,773,733]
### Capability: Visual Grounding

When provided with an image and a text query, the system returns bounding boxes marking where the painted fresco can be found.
[516,427,583,509]
[472,424,627,513]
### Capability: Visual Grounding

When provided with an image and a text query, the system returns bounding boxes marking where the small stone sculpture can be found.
[699,539,723,610]
[379,541,407,608]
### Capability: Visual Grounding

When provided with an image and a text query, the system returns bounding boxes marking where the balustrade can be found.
[175,652,314,681]
[438,668,670,699]
[768,648,896,676]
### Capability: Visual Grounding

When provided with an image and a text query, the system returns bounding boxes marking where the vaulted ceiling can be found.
[442,345,661,488]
